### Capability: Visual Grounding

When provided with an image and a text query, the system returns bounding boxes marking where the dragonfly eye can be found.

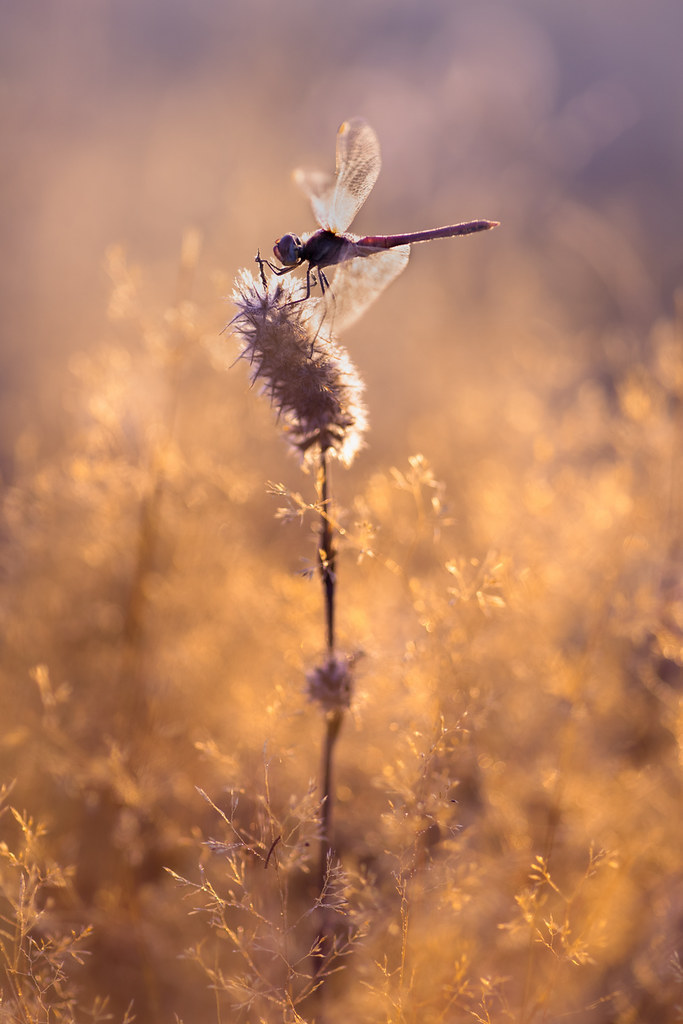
[273,234,302,266]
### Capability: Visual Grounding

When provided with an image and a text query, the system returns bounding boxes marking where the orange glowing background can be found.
[1,2,682,1022]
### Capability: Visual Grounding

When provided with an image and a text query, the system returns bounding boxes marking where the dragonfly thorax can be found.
[273,233,303,266]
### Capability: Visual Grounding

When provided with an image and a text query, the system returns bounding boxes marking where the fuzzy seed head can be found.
[230,269,367,467]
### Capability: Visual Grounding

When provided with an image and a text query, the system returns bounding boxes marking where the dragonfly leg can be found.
[255,251,302,279]
[257,255,330,340]
[255,250,269,287]
[288,265,328,303]
[305,265,317,299]
[285,264,317,305]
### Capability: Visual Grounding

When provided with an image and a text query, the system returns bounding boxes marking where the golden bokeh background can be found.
[1,2,682,1022]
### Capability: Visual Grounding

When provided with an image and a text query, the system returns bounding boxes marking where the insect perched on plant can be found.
[259,117,499,331]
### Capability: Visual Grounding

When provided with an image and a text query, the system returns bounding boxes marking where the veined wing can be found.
[292,167,336,231]
[326,244,410,334]
[294,118,382,234]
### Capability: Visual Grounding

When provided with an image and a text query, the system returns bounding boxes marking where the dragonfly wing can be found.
[293,167,337,230]
[328,118,382,233]
[293,118,381,233]
[326,244,410,334]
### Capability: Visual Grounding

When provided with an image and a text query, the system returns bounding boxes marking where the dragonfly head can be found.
[273,233,303,267]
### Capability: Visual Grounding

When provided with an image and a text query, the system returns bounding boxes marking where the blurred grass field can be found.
[1,2,682,1021]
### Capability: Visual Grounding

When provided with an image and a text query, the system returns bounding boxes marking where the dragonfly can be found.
[260,117,498,331]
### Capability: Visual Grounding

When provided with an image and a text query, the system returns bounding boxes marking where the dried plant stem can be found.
[232,270,362,1011]
[316,448,342,870]
[319,709,343,878]
[314,447,345,988]
[318,448,336,653]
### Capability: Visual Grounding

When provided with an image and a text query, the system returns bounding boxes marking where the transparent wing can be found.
[294,118,382,233]
[325,244,410,334]
[293,167,337,231]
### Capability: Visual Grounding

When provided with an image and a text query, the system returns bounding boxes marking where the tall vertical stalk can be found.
[315,447,344,983]
[318,448,336,654]
[231,269,365,1008]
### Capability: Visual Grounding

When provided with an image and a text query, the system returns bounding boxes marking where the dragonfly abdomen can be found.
[357,220,499,249]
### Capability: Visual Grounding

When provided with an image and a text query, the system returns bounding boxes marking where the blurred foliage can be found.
[2,1,682,1021]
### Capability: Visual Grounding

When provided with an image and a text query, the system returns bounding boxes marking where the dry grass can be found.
[2,6,683,1017]
[0,229,681,1022]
